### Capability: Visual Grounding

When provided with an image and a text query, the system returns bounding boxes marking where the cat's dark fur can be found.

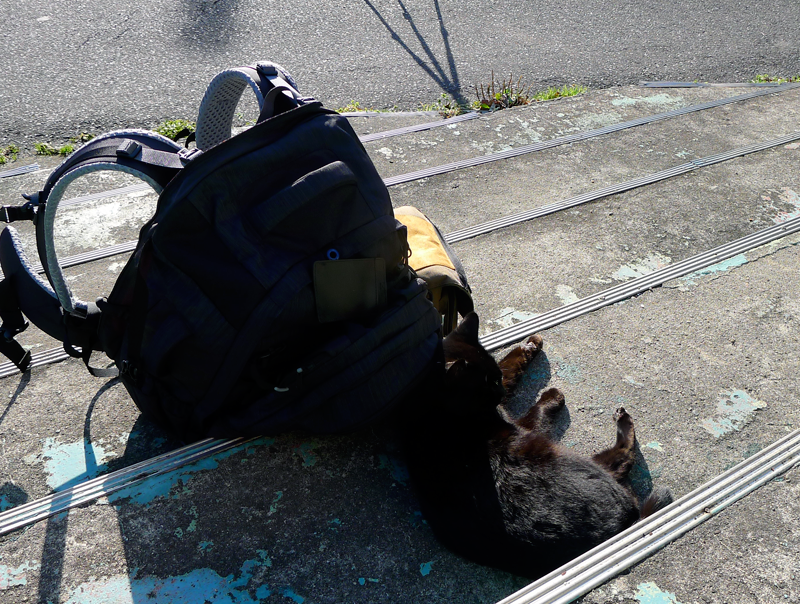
[399,312,671,578]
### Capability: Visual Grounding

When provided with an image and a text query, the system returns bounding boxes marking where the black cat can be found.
[399,312,671,578]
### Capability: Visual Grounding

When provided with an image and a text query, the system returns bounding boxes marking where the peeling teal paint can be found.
[294,442,319,467]
[553,359,581,384]
[0,495,13,512]
[420,561,434,576]
[700,390,766,438]
[62,551,285,604]
[268,491,284,515]
[255,584,271,598]
[0,561,39,590]
[681,253,748,284]
[282,588,305,603]
[108,437,275,507]
[41,437,113,490]
[199,541,213,552]
[377,454,409,485]
[492,307,540,329]
[612,253,671,282]
[635,581,684,604]
[358,577,366,586]
[645,442,664,452]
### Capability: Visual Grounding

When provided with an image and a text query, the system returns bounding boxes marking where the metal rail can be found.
[444,132,800,243]
[0,437,256,536]
[496,429,800,604]
[480,213,800,351]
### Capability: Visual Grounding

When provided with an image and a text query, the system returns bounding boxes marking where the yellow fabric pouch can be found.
[395,206,473,334]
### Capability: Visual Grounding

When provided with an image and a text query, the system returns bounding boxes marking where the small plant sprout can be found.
[155,119,196,141]
[472,73,588,112]
[34,142,75,157]
[0,144,20,165]
[752,74,800,84]
[473,72,534,111]
[419,93,467,118]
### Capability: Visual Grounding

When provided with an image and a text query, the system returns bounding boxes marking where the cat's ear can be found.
[454,312,480,342]
[445,358,468,380]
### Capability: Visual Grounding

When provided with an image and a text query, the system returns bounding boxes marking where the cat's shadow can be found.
[503,350,572,442]
[505,349,657,502]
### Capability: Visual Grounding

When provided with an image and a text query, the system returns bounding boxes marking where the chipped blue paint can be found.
[377,454,409,485]
[420,561,434,576]
[108,437,275,507]
[358,578,366,586]
[645,442,664,452]
[294,442,319,467]
[268,491,284,515]
[0,495,13,512]
[255,584,271,599]
[62,551,283,603]
[700,390,766,438]
[553,360,581,384]
[41,437,113,490]
[0,561,39,589]
[681,253,748,284]
[492,307,540,329]
[282,588,305,603]
[635,581,684,604]
[199,541,213,552]
[612,253,671,281]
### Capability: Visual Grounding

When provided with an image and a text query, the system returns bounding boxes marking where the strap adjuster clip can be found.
[116,140,142,159]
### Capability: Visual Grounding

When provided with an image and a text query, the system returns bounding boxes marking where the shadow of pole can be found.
[362,0,468,105]
[35,377,120,602]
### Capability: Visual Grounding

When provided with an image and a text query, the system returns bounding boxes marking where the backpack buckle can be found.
[177,147,202,165]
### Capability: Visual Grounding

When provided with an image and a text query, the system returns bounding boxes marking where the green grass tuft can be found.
[472,73,587,112]
[751,74,800,84]
[0,144,20,165]
[531,84,589,102]
[419,93,468,118]
[154,119,196,141]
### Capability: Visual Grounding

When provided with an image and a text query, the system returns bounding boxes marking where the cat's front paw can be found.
[521,334,544,356]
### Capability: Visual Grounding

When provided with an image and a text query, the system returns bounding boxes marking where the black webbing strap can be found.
[258,86,302,122]
[0,277,31,371]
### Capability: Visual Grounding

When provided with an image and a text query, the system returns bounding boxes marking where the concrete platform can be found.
[0,84,798,603]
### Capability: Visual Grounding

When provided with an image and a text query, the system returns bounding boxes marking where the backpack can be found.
[0,62,446,442]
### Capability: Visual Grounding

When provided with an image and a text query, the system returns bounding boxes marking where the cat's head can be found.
[443,312,506,405]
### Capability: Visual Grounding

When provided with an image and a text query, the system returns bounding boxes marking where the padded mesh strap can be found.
[37,130,182,314]
[195,61,303,150]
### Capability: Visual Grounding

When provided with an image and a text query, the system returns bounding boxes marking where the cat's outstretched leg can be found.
[515,387,565,433]
[592,407,636,481]
[498,335,543,394]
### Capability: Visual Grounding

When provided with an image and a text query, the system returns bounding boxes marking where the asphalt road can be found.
[0,0,798,147]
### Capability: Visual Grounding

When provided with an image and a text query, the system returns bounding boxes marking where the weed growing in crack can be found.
[0,144,20,165]
[752,74,800,84]
[34,142,74,157]
[154,119,196,141]
[472,73,587,112]
[419,93,468,118]
[531,84,588,102]
[473,72,534,111]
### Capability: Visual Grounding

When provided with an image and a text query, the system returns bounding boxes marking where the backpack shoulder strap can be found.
[194,61,310,150]
[33,130,187,315]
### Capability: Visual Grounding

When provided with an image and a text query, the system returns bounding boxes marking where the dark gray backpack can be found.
[0,63,443,441]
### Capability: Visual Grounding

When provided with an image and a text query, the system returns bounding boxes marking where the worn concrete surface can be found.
[0,84,798,603]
